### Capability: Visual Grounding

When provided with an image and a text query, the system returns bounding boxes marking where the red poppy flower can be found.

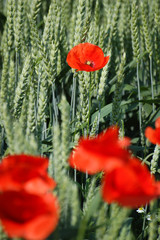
[0,154,56,194]
[0,190,59,240]
[0,154,60,239]
[102,158,160,208]
[66,42,110,72]
[69,126,131,174]
[145,117,160,145]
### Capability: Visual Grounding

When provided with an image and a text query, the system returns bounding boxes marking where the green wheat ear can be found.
[14,55,31,119]
[59,95,70,168]
[52,123,80,226]
[6,0,14,52]
[96,202,108,239]
[111,52,126,126]
[0,51,9,103]
[8,57,15,111]
[103,205,130,240]
[150,145,160,174]
[36,68,48,149]
[148,201,158,240]
[107,0,121,51]
[78,72,89,132]
[0,103,14,154]
[131,0,140,62]
[98,52,111,99]
[14,0,24,53]
[52,123,62,181]
[26,81,36,137]
[80,0,91,43]
[74,0,85,45]
[141,1,152,57]
[19,95,28,133]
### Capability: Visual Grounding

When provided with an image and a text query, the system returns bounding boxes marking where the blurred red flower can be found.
[102,158,160,208]
[66,42,110,72]
[145,117,160,145]
[0,154,59,240]
[69,126,131,174]
[0,154,56,194]
[0,191,59,240]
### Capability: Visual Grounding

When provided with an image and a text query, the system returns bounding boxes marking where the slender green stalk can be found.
[141,204,148,240]
[149,56,155,113]
[137,62,142,132]
[87,72,92,135]
[70,72,77,125]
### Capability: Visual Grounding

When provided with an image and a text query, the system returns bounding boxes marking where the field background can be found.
[0,0,160,239]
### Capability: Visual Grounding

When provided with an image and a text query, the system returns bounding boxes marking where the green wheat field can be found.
[0,0,160,239]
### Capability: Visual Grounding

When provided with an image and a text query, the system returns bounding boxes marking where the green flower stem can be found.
[142,204,148,240]
[137,62,142,132]
[150,56,155,113]
[71,72,77,182]
[70,72,77,126]
[87,72,92,136]
[96,101,101,134]
[74,168,77,182]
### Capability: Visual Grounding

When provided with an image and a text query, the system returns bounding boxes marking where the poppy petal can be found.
[145,118,160,145]
[80,43,105,66]
[66,43,109,72]
[0,155,56,193]
[145,127,160,145]
[94,55,110,71]
[102,158,159,208]
[0,191,59,240]
[155,117,160,128]
[69,127,131,174]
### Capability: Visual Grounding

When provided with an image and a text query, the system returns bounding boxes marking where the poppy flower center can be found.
[85,60,95,68]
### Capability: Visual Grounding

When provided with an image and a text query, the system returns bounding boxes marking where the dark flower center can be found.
[85,60,95,68]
